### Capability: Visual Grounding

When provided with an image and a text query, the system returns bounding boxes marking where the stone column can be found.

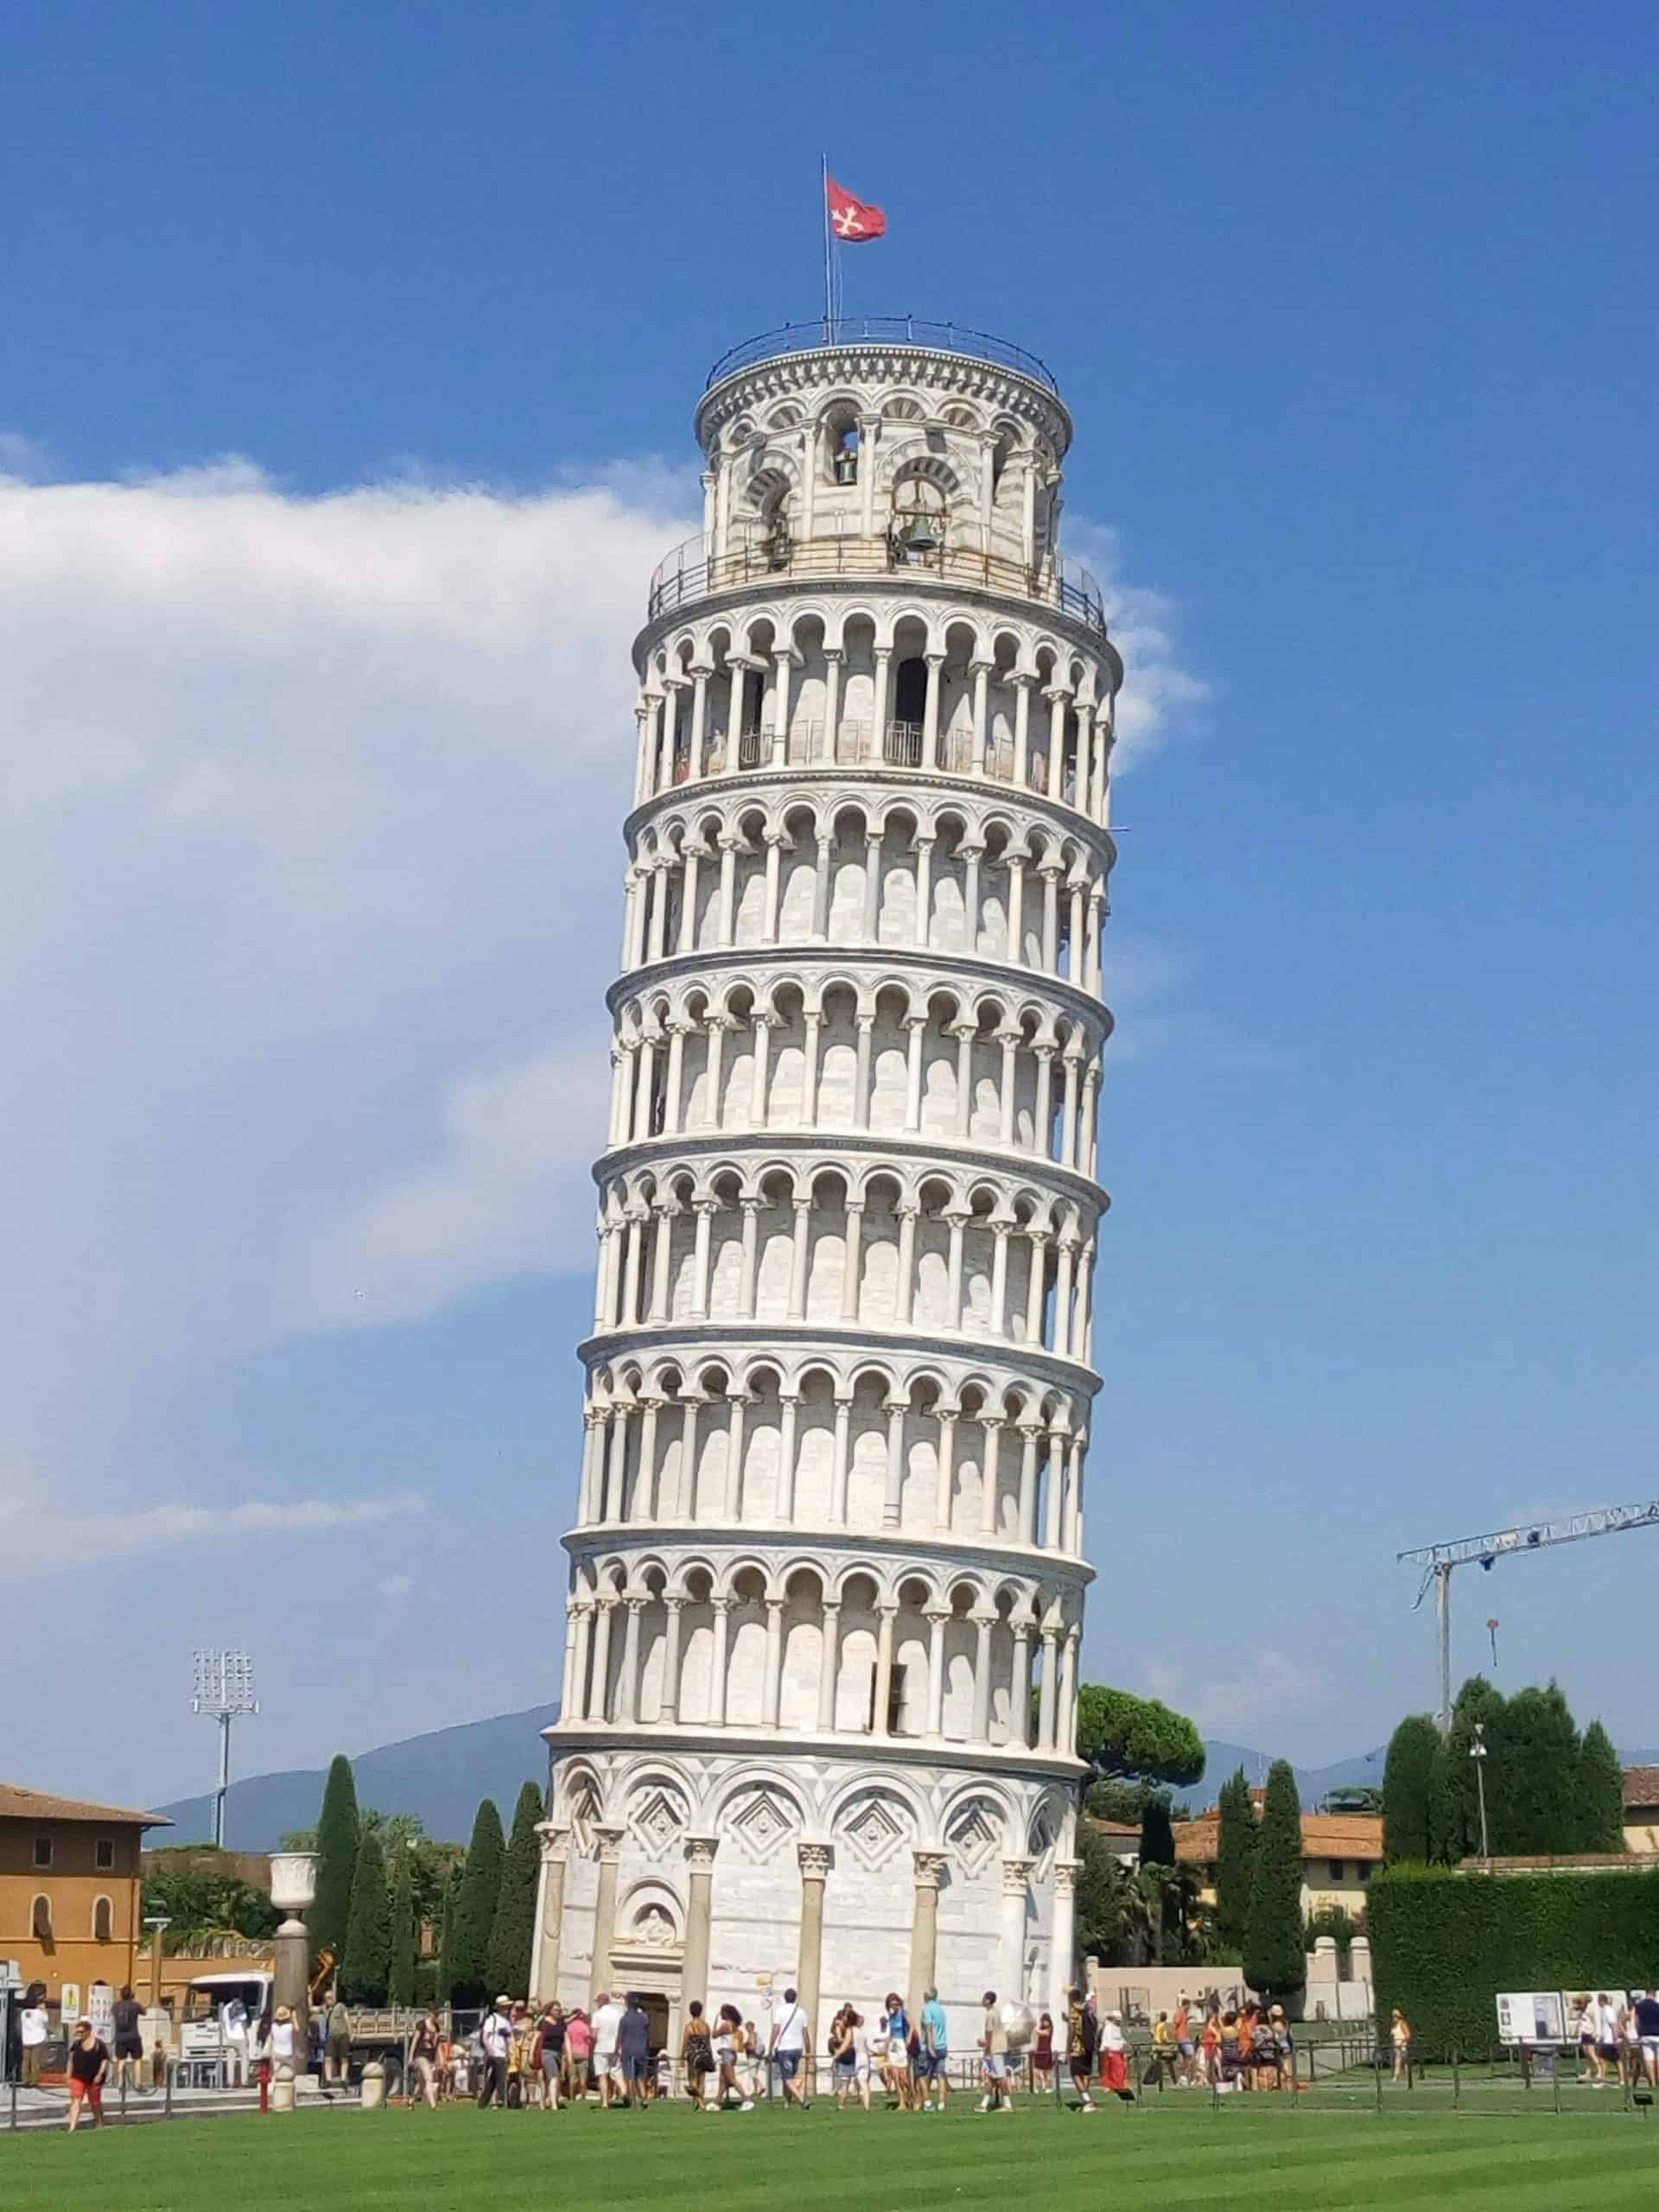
[932,1408,957,1532]
[830,1395,853,1522]
[588,1826,625,2006]
[1038,1628,1059,1749]
[882,1399,907,1528]
[763,1598,785,1726]
[908,1850,946,2019]
[840,1202,864,1319]
[589,1599,616,1722]
[913,835,934,947]
[924,1606,949,1738]
[681,1836,719,2011]
[798,1842,832,2087]
[660,1597,683,1723]
[921,650,944,767]
[861,830,883,940]
[1048,1858,1081,2024]
[873,1604,897,1736]
[725,1390,748,1516]
[893,1205,918,1325]
[531,1822,569,2000]
[1006,854,1027,964]
[1009,1624,1033,1748]
[971,1611,995,1741]
[817,1604,841,1730]
[618,1597,645,1723]
[787,1205,811,1319]
[821,649,843,760]
[978,1417,1003,1536]
[709,1598,731,1726]
[775,1391,801,1521]
[999,1858,1034,2005]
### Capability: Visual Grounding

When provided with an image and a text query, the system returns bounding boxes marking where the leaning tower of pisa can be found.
[534,318,1120,2056]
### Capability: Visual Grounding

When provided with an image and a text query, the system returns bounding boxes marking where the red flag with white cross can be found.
[826,175,887,242]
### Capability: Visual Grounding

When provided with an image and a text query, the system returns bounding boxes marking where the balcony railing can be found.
[704,317,1062,396]
[647,525,1106,636]
[661,719,1068,804]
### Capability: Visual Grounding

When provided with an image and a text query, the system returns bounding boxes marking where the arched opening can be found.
[92,1895,114,1943]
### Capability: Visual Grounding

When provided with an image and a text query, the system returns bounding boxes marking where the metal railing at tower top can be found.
[704,317,1062,395]
[647,525,1107,636]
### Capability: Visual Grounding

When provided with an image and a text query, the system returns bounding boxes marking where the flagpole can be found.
[821,154,833,337]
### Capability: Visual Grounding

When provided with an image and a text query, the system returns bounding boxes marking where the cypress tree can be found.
[312,1753,360,1977]
[1498,1683,1580,1853]
[1428,1677,1505,1862]
[1578,1719,1625,1852]
[447,1798,505,2008]
[1243,1759,1305,2005]
[436,1866,461,2004]
[1382,1714,1440,1861]
[1212,1768,1256,1957]
[487,1782,545,1999]
[1138,1791,1176,1872]
[389,1848,416,2007]
[341,1827,391,2003]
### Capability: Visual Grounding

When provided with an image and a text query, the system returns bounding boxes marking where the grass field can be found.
[4,2098,1658,2211]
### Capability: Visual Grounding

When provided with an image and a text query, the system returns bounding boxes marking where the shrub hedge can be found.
[1370,1863,1659,2056]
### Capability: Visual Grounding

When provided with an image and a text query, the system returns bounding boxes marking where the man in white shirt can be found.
[476,1996,513,2109]
[20,1993,50,2088]
[768,1985,810,2107]
[220,1997,249,2088]
[590,1990,626,2108]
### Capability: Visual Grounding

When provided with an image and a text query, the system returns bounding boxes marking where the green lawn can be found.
[4,2099,1657,2210]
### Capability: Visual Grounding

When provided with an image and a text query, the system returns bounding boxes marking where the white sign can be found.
[89,1983,115,2044]
[1496,1991,1566,2044]
[60,1981,82,2027]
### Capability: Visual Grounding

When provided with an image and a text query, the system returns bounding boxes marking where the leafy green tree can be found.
[1304,1904,1358,1955]
[1243,1759,1305,2005]
[139,1871,279,1945]
[341,1826,391,2004]
[312,1753,361,1974]
[1211,1768,1256,1957]
[487,1782,545,1998]
[1075,1685,1205,1788]
[447,1798,505,2008]
[1382,1714,1440,1861]
[389,1848,416,2007]
[1139,1791,1176,1871]
[1084,1777,1152,1826]
[278,1827,317,1852]
[1578,1719,1625,1852]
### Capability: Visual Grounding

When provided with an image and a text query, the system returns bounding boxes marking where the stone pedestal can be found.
[273,1917,312,2058]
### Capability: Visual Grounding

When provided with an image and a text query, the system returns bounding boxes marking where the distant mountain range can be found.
[158,1707,1659,1851]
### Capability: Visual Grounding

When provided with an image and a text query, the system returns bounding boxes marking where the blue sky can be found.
[3,0,1657,1815]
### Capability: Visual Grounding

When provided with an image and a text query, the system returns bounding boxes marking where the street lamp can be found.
[143,1915,171,2013]
[1469,1722,1491,1861]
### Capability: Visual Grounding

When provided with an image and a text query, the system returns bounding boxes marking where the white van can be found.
[180,1970,275,2057]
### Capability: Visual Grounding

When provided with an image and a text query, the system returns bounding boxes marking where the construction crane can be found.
[1398,1500,1659,1732]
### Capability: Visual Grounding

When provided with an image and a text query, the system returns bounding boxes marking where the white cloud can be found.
[1145,1649,1321,1738]
[0,1489,423,1582]
[376,1573,415,1600]
[0,430,52,482]
[1065,519,1210,768]
[0,450,1200,1535]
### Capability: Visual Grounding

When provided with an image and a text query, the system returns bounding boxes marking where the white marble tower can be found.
[535,318,1120,2055]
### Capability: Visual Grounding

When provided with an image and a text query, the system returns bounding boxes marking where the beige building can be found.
[1621,1765,1659,1854]
[1,1782,169,2005]
[1175,1803,1383,1919]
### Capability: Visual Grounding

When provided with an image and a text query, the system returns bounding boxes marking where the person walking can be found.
[681,2000,715,2110]
[250,2001,273,2113]
[977,1991,1013,2113]
[220,1994,250,2088]
[918,1985,950,2110]
[1594,1993,1620,2088]
[832,2009,872,2112]
[564,2005,593,2100]
[1632,1988,1659,2088]
[269,2004,298,2084]
[409,2010,442,2110]
[713,2004,753,2110]
[110,1985,145,2098]
[1389,2007,1412,2085]
[590,1990,625,2109]
[617,1993,652,2108]
[19,1986,49,2089]
[768,1985,810,2108]
[1066,1986,1097,2110]
[66,2018,110,2131]
[477,1995,513,2108]
[1173,1995,1197,2086]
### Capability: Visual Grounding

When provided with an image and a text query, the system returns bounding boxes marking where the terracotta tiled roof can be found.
[1623,1766,1659,1811]
[0,1782,170,1827]
[1084,1817,1141,1840]
[1174,1813,1382,1865]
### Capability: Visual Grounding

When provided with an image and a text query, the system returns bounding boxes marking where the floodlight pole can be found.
[191,1649,259,1849]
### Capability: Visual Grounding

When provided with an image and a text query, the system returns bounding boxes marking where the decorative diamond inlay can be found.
[728,1787,799,1862]
[840,1790,911,1871]
[628,1785,688,1861]
[947,1801,1001,1878]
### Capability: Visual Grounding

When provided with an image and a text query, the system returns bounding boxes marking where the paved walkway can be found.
[4,2078,353,2135]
